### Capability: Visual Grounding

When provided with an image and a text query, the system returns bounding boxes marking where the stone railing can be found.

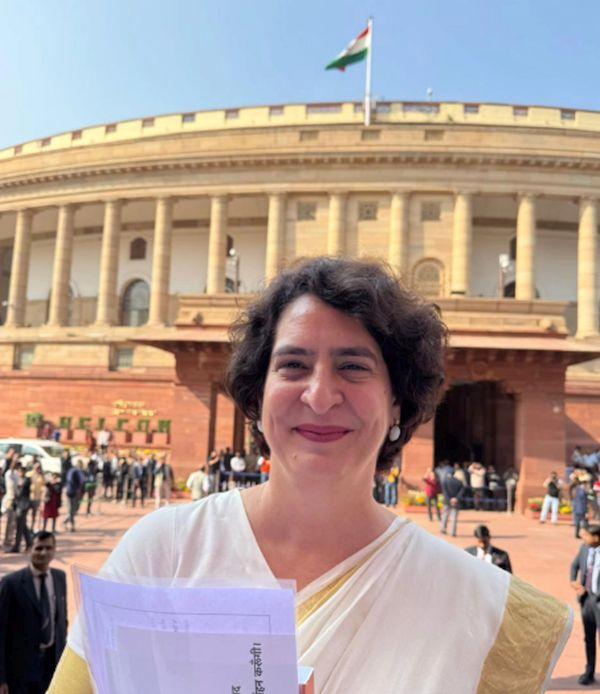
[3,100,599,160]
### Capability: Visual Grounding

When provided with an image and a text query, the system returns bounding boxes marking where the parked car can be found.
[0,438,64,475]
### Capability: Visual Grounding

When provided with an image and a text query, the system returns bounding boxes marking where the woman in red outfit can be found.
[423,466,440,522]
[42,472,62,531]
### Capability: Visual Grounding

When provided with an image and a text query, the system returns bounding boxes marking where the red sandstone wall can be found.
[565,395,600,450]
[0,372,175,453]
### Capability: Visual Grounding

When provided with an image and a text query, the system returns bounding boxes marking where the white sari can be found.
[63,489,571,694]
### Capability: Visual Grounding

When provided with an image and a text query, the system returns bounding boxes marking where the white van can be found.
[0,439,64,475]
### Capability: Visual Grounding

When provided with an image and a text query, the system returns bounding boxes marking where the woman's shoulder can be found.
[403,523,571,690]
[101,491,242,579]
[478,573,572,691]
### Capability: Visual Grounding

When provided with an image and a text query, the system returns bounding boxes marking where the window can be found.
[130,237,147,260]
[464,104,479,115]
[142,117,155,128]
[105,124,117,134]
[71,130,82,141]
[121,280,150,326]
[297,202,317,221]
[299,130,318,141]
[375,102,391,114]
[14,345,35,370]
[413,260,444,298]
[14,145,22,155]
[358,202,378,221]
[403,102,439,114]
[306,103,342,114]
[361,130,380,141]
[561,109,576,121]
[421,202,441,221]
[112,347,134,370]
[225,109,239,120]
[424,129,444,141]
[513,106,528,117]
[40,138,51,147]
[182,113,196,123]
[269,106,284,117]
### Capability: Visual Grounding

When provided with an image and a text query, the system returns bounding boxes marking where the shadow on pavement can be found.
[547,675,600,691]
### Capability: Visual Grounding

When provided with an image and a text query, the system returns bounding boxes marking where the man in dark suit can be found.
[465,524,513,573]
[0,530,67,693]
[571,524,600,686]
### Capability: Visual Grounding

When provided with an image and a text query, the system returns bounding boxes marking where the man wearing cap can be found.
[0,531,67,693]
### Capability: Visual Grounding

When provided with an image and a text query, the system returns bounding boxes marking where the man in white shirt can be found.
[230,451,246,487]
[186,465,209,502]
[468,462,486,510]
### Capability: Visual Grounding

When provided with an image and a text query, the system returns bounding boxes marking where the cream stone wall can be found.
[2,100,600,373]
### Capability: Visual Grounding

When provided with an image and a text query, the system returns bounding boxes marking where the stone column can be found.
[47,204,76,327]
[327,192,347,255]
[450,192,473,296]
[515,194,537,300]
[388,192,410,278]
[95,199,122,326]
[206,195,228,293]
[5,209,34,327]
[577,197,599,338]
[147,196,174,326]
[265,193,286,282]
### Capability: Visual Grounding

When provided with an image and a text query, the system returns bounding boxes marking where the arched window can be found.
[130,238,147,260]
[121,279,150,326]
[412,259,444,298]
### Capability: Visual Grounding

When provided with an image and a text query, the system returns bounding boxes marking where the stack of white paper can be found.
[79,573,299,693]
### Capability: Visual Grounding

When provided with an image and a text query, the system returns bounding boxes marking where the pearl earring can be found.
[256,421,264,433]
[388,423,401,442]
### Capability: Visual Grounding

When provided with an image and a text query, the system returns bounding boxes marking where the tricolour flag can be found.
[325,25,370,71]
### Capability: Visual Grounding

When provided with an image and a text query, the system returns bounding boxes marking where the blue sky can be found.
[0,0,598,149]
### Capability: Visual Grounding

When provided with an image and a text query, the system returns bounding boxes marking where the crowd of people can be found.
[537,446,600,536]
[0,445,181,553]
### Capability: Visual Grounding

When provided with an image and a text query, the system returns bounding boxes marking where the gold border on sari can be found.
[297,526,404,627]
[476,574,571,694]
[47,646,94,693]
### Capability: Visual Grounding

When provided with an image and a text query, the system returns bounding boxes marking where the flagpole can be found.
[364,16,373,127]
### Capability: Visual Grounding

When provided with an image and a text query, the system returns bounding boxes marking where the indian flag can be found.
[326,25,370,71]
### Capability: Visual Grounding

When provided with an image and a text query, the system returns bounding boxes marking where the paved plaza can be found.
[0,497,595,692]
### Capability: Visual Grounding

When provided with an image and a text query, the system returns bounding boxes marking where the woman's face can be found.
[261,294,400,480]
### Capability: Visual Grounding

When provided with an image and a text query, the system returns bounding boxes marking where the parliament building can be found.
[1,100,600,509]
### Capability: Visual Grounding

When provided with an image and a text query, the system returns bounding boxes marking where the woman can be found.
[42,472,62,532]
[423,465,441,522]
[50,257,571,693]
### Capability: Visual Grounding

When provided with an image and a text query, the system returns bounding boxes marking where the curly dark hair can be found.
[225,256,447,469]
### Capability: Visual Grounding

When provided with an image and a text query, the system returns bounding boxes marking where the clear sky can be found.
[1,0,598,149]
